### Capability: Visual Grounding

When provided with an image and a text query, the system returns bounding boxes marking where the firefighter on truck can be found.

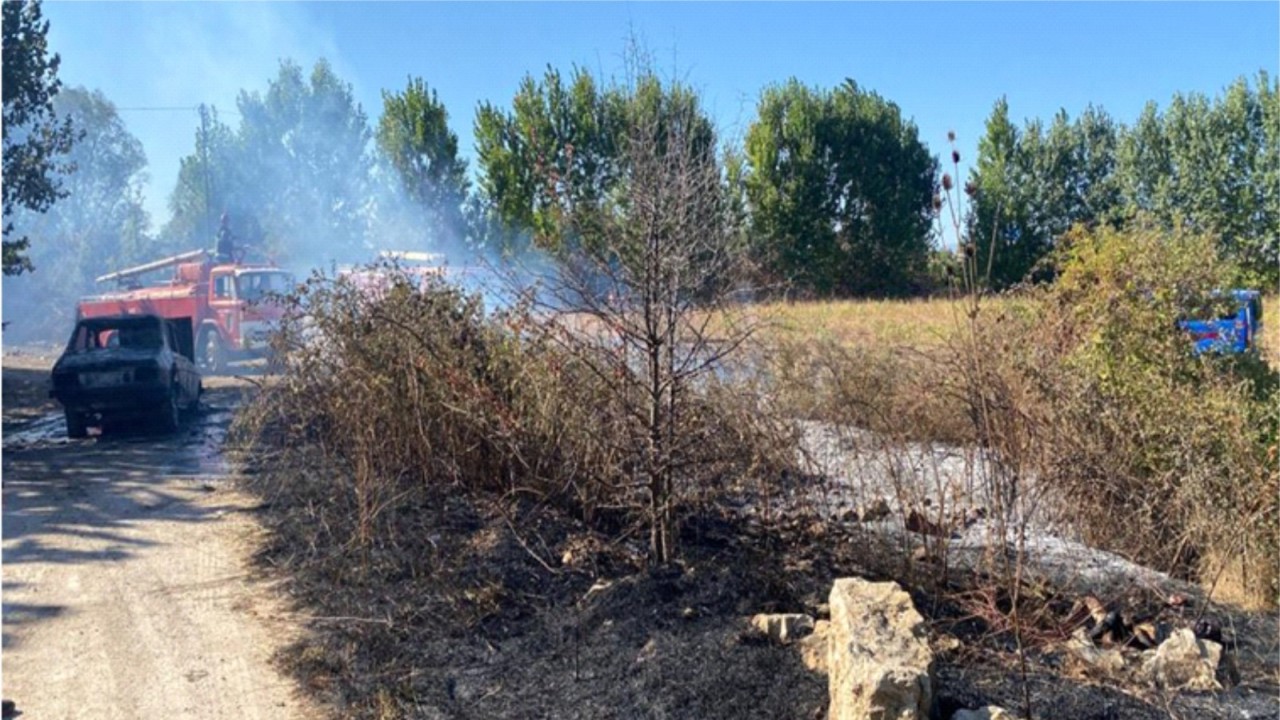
[214,212,240,263]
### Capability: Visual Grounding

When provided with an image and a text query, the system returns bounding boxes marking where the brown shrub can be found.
[981,224,1279,605]
[233,266,792,556]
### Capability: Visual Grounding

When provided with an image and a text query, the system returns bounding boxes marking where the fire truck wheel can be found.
[198,329,226,375]
[65,409,88,439]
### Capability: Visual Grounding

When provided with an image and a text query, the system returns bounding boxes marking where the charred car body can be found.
[50,314,203,438]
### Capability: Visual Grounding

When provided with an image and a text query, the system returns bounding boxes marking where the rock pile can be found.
[748,575,1239,719]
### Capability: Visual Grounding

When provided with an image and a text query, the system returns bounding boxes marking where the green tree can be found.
[1071,105,1122,224]
[743,79,937,296]
[968,97,1038,288]
[475,64,721,259]
[375,76,469,245]
[721,144,753,261]
[1163,76,1277,282]
[2,0,77,275]
[1024,112,1082,260]
[969,102,1122,289]
[1256,72,1280,283]
[1161,91,1220,234]
[972,74,1278,291]
[240,59,372,261]
[1114,73,1279,285]
[163,59,374,264]
[3,87,151,340]
[474,66,626,250]
[461,191,525,258]
[1115,101,1172,216]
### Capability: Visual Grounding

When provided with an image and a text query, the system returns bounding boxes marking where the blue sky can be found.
[44,1,1280,232]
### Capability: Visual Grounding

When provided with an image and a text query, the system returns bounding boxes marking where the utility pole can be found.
[198,104,214,243]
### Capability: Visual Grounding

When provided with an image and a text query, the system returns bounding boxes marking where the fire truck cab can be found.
[77,250,293,374]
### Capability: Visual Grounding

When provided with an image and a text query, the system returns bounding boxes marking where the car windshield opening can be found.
[73,320,163,352]
[236,272,292,302]
[118,325,162,348]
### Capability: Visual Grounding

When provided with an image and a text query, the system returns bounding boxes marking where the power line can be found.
[115,106,198,112]
[115,106,240,116]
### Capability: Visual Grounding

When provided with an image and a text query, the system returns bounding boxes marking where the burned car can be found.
[50,314,203,438]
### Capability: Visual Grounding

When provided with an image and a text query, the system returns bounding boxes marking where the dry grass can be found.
[1261,294,1278,366]
[755,295,975,348]
[752,296,966,344]
[760,292,1277,362]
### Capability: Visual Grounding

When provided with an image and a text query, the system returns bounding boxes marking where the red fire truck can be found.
[77,249,294,374]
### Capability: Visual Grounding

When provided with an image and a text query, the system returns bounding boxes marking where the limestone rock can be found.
[828,578,933,720]
[1141,628,1222,691]
[749,613,814,645]
[1064,630,1126,674]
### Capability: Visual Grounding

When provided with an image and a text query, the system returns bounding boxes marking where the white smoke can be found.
[44,2,350,229]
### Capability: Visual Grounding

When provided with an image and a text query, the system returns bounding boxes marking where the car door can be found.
[209,271,238,348]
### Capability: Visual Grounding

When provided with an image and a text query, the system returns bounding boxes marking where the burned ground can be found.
[243,468,829,719]
[239,451,1277,720]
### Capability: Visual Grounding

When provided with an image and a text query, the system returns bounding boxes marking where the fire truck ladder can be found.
[95,249,209,285]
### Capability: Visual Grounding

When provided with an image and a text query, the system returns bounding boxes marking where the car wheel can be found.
[198,330,226,375]
[65,409,88,439]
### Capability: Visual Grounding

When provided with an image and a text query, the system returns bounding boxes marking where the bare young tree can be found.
[537,73,761,565]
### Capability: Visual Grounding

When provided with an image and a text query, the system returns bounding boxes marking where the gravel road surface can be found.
[2,360,313,719]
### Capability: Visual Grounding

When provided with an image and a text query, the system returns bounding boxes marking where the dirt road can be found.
[2,362,313,719]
